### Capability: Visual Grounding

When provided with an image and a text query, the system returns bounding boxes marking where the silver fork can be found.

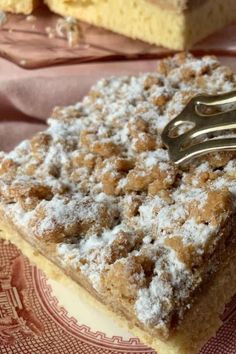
[161,91,236,164]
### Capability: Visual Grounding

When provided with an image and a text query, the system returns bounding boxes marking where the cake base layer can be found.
[44,0,236,49]
[0,0,39,14]
[0,206,236,354]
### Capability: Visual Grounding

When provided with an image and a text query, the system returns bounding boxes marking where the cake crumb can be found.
[26,15,36,22]
[0,11,7,26]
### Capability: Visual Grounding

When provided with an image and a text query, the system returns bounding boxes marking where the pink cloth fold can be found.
[0,58,158,120]
[0,57,157,150]
[0,56,236,151]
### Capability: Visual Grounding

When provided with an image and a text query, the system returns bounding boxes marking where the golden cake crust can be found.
[0,0,39,14]
[148,0,206,12]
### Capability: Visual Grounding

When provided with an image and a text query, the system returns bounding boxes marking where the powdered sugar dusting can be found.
[0,53,236,336]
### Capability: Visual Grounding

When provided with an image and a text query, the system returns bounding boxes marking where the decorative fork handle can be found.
[161,91,236,164]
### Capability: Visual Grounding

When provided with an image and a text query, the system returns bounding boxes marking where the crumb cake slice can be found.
[44,0,236,49]
[0,53,236,354]
[0,0,39,14]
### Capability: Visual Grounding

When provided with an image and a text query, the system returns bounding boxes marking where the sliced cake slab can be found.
[0,54,236,354]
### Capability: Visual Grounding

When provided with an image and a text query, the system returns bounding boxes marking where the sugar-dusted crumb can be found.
[45,16,82,47]
[0,53,236,337]
[26,14,36,22]
[0,11,7,26]
[56,16,82,47]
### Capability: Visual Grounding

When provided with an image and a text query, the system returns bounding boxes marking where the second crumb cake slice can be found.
[0,0,38,14]
[0,53,236,354]
[44,0,236,49]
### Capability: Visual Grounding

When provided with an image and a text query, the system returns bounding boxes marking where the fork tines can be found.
[161,91,236,164]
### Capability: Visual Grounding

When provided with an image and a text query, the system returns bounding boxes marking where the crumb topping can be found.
[1,53,236,336]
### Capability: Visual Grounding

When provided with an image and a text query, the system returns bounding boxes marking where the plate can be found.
[0,238,236,354]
